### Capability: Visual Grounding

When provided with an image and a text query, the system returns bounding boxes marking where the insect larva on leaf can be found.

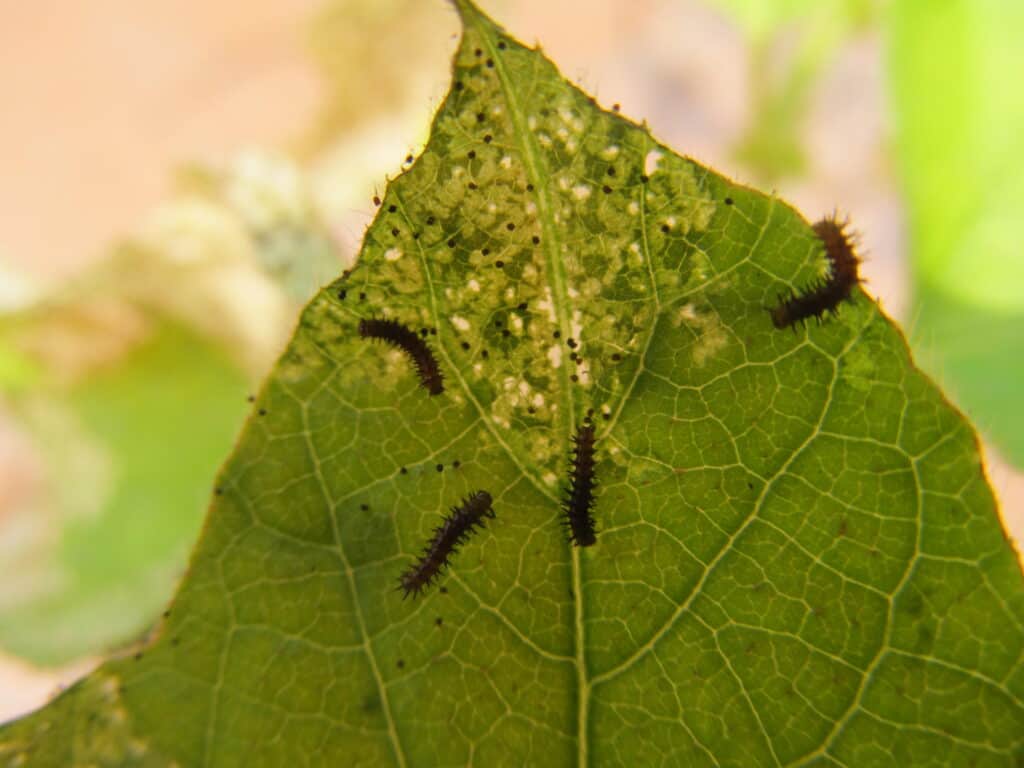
[399,490,495,599]
[770,213,862,330]
[359,317,444,395]
[562,423,598,547]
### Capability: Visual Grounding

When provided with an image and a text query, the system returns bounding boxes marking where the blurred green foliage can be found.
[711,0,880,180]
[0,150,343,665]
[0,322,247,665]
[888,0,1024,466]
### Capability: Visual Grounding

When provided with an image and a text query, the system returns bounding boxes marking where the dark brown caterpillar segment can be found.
[399,490,495,599]
[770,214,862,329]
[563,423,598,547]
[359,318,444,395]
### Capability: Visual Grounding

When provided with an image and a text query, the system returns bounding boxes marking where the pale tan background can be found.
[1,0,1020,723]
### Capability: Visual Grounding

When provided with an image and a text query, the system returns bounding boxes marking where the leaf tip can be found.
[448,0,477,21]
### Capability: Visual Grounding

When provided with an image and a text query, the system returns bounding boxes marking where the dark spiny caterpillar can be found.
[770,213,862,329]
[359,318,444,395]
[562,422,598,547]
[399,490,495,598]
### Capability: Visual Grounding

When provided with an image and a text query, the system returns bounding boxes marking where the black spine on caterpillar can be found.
[770,214,862,330]
[399,490,495,598]
[562,423,598,547]
[359,318,444,395]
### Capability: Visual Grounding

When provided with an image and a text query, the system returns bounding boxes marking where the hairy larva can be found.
[399,491,495,598]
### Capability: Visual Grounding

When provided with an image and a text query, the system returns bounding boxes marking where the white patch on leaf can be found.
[644,150,663,175]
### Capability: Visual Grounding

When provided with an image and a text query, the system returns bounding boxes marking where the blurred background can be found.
[1,0,1021,722]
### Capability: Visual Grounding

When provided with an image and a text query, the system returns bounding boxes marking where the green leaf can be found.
[3,1,1022,765]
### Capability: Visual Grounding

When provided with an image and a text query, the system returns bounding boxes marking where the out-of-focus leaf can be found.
[889,0,1024,467]
[0,321,247,665]
[1,1,1022,765]
[711,0,880,180]
[176,151,344,302]
[0,150,330,665]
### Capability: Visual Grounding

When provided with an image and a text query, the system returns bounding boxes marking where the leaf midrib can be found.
[464,11,591,766]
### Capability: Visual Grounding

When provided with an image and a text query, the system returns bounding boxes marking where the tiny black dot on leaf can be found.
[474,48,483,57]
[391,227,400,236]
[258,408,267,416]
[359,292,367,300]
[455,81,464,90]
[607,168,616,176]
[640,175,649,183]
[612,103,621,112]
[661,224,670,233]
[405,154,413,164]
[611,353,622,361]
[498,41,507,50]
[453,460,461,468]
[570,374,579,382]
[567,338,577,348]
[553,330,561,339]
[440,586,448,594]
[337,290,346,300]
[484,134,493,143]
[373,196,381,206]
[481,350,489,359]
[506,222,515,231]
[361,504,369,511]
[461,341,470,350]
[468,182,478,190]
[436,464,444,473]
[532,235,540,245]
[602,412,611,420]
[435,617,444,626]
[468,150,476,159]
[517,301,528,310]
[502,329,511,337]
[602,185,612,194]
[397,659,405,668]
[427,216,435,225]
[448,238,456,248]
[388,204,397,212]
[247,394,255,402]
[486,59,494,68]
[526,183,534,191]
[477,112,485,122]
[400,467,408,474]
[494,260,504,268]
[725,197,734,205]
[482,247,490,255]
